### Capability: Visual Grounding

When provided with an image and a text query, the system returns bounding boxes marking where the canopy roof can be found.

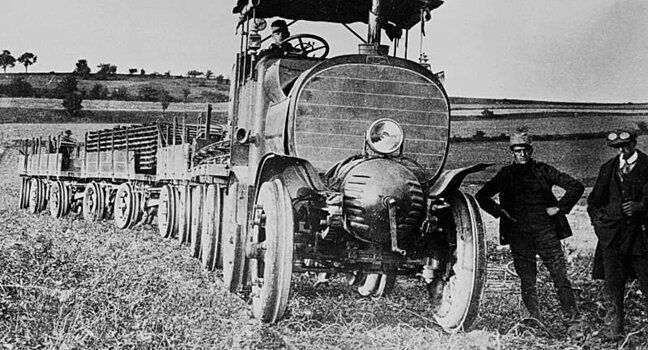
[233,0,444,31]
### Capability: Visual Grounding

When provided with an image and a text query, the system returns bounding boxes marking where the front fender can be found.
[428,163,493,197]
[254,153,327,201]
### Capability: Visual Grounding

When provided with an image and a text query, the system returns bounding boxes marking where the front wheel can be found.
[431,191,487,333]
[247,179,294,323]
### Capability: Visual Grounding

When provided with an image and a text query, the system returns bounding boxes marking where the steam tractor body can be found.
[18,0,489,332]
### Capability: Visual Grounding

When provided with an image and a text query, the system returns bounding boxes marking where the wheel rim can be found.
[114,183,133,229]
[432,192,486,333]
[158,184,177,238]
[200,184,221,270]
[189,186,203,258]
[248,179,294,323]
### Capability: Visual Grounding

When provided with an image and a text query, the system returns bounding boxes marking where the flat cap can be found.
[509,132,532,149]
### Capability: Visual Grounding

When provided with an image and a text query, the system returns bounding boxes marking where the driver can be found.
[259,19,298,57]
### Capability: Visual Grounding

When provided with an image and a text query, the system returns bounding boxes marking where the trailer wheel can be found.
[201,184,222,270]
[177,185,191,244]
[19,177,29,209]
[38,179,48,212]
[28,178,44,214]
[83,182,105,221]
[49,181,68,218]
[114,183,135,229]
[431,191,486,333]
[158,184,179,239]
[189,186,203,258]
[247,179,294,323]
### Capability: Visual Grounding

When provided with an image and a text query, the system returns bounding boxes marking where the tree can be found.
[140,69,146,76]
[205,70,214,80]
[17,52,37,73]
[74,59,91,78]
[96,63,117,80]
[0,50,16,73]
[215,74,225,84]
[58,76,83,117]
[129,68,138,75]
[187,70,204,78]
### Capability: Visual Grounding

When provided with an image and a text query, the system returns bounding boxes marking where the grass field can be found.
[1,122,647,349]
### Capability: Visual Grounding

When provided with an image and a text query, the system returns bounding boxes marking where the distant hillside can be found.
[0,72,230,104]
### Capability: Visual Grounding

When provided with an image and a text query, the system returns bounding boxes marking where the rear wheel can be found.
[431,191,486,333]
[351,272,396,297]
[247,179,294,323]
[222,182,246,293]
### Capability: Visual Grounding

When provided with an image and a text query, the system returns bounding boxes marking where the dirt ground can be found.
[1,138,647,349]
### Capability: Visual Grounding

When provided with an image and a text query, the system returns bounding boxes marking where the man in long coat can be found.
[587,129,648,340]
[476,131,584,325]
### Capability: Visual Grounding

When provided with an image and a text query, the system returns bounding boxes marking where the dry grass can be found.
[1,124,648,349]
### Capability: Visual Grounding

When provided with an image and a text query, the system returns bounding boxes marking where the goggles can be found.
[607,131,632,142]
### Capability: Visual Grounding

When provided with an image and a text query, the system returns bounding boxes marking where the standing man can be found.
[476,131,584,327]
[587,129,648,340]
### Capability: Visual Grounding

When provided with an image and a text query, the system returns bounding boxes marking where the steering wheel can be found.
[278,34,329,58]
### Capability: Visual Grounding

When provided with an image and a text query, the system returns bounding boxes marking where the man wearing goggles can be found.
[587,129,648,340]
[258,19,296,58]
[476,131,584,331]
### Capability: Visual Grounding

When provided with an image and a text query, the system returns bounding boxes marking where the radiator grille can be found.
[293,63,449,175]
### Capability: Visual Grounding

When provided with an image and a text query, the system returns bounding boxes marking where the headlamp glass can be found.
[366,119,404,155]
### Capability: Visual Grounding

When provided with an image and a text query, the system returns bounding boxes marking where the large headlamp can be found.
[365,118,404,155]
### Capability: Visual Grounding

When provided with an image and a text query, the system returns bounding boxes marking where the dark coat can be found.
[476,160,584,245]
[588,151,648,279]
[586,150,648,247]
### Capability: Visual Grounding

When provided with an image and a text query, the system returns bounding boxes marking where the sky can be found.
[2,0,648,103]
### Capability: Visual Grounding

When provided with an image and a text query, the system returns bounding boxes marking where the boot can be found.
[603,298,624,341]
[521,290,543,323]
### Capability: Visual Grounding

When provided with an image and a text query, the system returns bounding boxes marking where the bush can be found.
[0,78,35,97]
[88,83,109,100]
[200,90,228,102]
[111,86,130,101]
[62,92,83,117]
[481,109,495,118]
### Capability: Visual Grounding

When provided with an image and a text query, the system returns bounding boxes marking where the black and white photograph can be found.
[1,0,647,348]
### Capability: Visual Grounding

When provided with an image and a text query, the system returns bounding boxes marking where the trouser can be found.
[601,245,648,333]
[510,225,578,318]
